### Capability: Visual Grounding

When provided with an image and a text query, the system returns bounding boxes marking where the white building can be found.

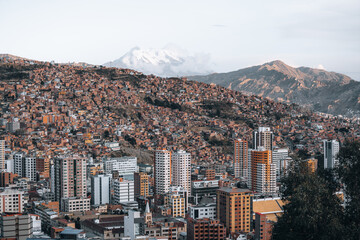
[14,152,24,177]
[189,203,216,219]
[112,179,134,204]
[272,148,289,179]
[24,156,36,181]
[323,140,340,169]
[0,188,27,213]
[0,140,5,170]
[124,210,145,240]
[253,127,273,150]
[256,163,276,195]
[61,197,91,212]
[171,150,191,193]
[12,153,36,181]
[104,157,137,178]
[154,149,171,195]
[91,174,111,205]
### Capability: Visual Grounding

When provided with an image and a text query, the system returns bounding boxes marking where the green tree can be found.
[272,160,344,240]
[337,140,360,239]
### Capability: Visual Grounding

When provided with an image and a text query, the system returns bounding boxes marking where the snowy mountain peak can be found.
[104,46,213,77]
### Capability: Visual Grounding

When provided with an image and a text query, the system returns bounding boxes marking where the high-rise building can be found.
[249,148,276,194]
[134,172,149,198]
[234,139,248,178]
[36,157,50,179]
[91,174,111,205]
[14,152,24,177]
[0,140,5,171]
[13,153,36,181]
[24,156,36,181]
[187,218,226,240]
[112,179,134,204]
[253,127,273,150]
[216,187,253,234]
[323,140,340,169]
[154,149,171,195]
[172,150,191,193]
[272,148,289,178]
[53,155,87,210]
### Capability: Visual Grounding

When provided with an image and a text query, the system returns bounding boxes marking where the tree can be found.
[272,160,344,240]
[337,140,360,239]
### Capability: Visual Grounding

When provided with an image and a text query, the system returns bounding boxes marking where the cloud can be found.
[316,64,326,70]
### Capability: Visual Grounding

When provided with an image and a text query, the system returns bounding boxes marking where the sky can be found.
[1,0,359,79]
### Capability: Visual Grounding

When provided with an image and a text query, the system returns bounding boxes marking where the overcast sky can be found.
[1,0,359,79]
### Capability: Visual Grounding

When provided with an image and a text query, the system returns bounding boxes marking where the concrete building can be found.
[91,174,111,205]
[0,188,27,213]
[61,197,91,212]
[0,140,4,171]
[104,157,137,179]
[191,180,219,204]
[154,149,171,195]
[249,148,276,195]
[216,187,253,234]
[234,139,248,179]
[34,204,58,233]
[53,155,87,211]
[165,194,185,218]
[13,152,37,181]
[187,218,226,240]
[272,148,289,178]
[253,127,273,150]
[323,140,340,169]
[255,212,273,240]
[112,179,134,204]
[189,203,216,220]
[0,213,33,240]
[134,172,149,198]
[172,150,191,194]
[124,210,145,240]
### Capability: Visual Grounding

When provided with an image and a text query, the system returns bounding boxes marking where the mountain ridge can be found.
[188,61,359,117]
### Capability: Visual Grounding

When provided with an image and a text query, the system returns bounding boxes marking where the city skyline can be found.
[1,0,359,79]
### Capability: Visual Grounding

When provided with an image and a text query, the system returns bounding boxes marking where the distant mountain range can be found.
[103,46,213,77]
[188,60,360,117]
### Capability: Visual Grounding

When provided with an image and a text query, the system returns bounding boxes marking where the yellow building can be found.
[165,194,185,218]
[134,172,149,197]
[305,158,318,173]
[216,187,253,234]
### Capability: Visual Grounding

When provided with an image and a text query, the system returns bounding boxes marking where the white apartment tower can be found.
[323,140,340,169]
[91,174,111,205]
[154,149,171,195]
[112,179,134,204]
[253,127,273,150]
[171,150,191,193]
[13,153,36,181]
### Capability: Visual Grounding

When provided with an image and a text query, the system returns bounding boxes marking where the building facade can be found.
[91,174,111,205]
[216,187,253,234]
[234,139,248,179]
[172,150,191,194]
[154,149,171,195]
[253,127,273,150]
[323,140,340,169]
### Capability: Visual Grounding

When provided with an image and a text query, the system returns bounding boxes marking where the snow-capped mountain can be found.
[103,46,213,77]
